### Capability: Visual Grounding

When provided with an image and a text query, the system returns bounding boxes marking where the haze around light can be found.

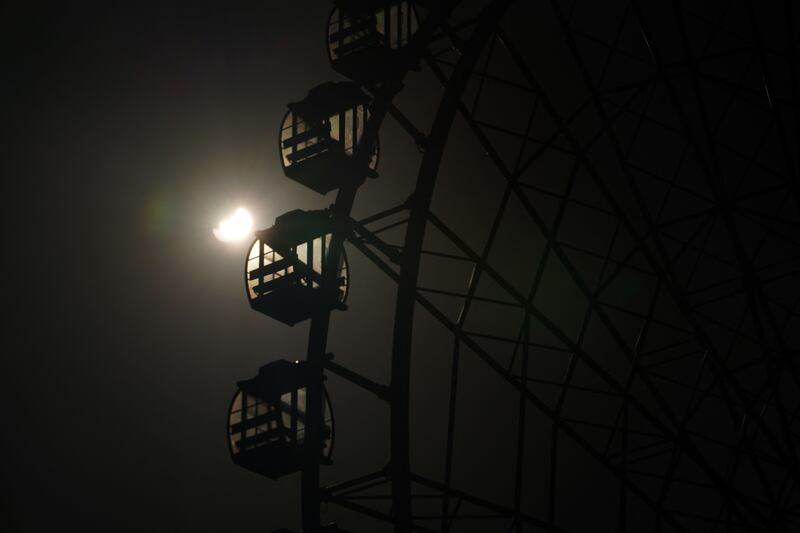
[214,207,253,242]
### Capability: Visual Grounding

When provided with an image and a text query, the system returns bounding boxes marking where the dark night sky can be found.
[8,2,467,530]
[6,2,799,532]
[7,3,354,530]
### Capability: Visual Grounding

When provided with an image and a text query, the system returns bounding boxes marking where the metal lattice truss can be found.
[304,1,800,531]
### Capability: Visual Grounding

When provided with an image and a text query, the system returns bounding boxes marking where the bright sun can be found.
[214,207,253,242]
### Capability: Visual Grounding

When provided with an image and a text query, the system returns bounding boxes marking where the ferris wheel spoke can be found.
[699,341,798,524]
[744,0,800,200]
[323,358,390,402]
[642,0,799,318]
[425,41,654,184]
[539,7,800,519]
[425,31,700,392]
[353,187,726,505]
[666,0,800,368]
[416,288,519,309]
[350,217,406,267]
[354,189,744,512]
[412,67,688,412]
[227,1,800,530]
[427,190,702,438]
[407,473,569,532]
[347,223,691,529]
[327,496,439,533]
[357,203,410,227]
[786,0,800,155]
[428,58,537,96]
[324,469,391,500]
[387,103,429,150]
[653,3,800,489]
[736,209,800,245]
[689,269,800,316]
[432,160,776,528]
[366,218,412,239]
[661,323,784,520]
[416,3,796,524]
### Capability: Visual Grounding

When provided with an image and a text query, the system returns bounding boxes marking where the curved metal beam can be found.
[300,3,465,531]
[389,2,512,531]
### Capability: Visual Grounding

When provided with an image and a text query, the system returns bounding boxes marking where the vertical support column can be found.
[301,185,358,533]
[440,337,461,532]
[513,315,530,531]
[301,312,331,532]
[390,3,511,531]
[298,4,465,531]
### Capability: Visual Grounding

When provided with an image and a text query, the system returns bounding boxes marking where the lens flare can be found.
[214,207,253,242]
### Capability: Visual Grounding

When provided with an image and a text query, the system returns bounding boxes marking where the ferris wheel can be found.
[226,1,800,531]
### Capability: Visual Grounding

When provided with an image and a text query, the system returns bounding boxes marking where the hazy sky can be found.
[8,2,799,532]
[8,3,347,530]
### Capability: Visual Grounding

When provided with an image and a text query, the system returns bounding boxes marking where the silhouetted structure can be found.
[246,209,348,326]
[328,1,419,84]
[229,1,800,532]
[228,360,334,479]
[280,82,377,194]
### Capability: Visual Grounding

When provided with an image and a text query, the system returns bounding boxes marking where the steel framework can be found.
[234,1,800,531]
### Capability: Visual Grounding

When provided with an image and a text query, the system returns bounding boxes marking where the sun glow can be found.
[214,207,253,242]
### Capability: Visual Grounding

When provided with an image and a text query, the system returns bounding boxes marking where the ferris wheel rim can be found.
[298,2,490,531]
[292,1,800,532]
